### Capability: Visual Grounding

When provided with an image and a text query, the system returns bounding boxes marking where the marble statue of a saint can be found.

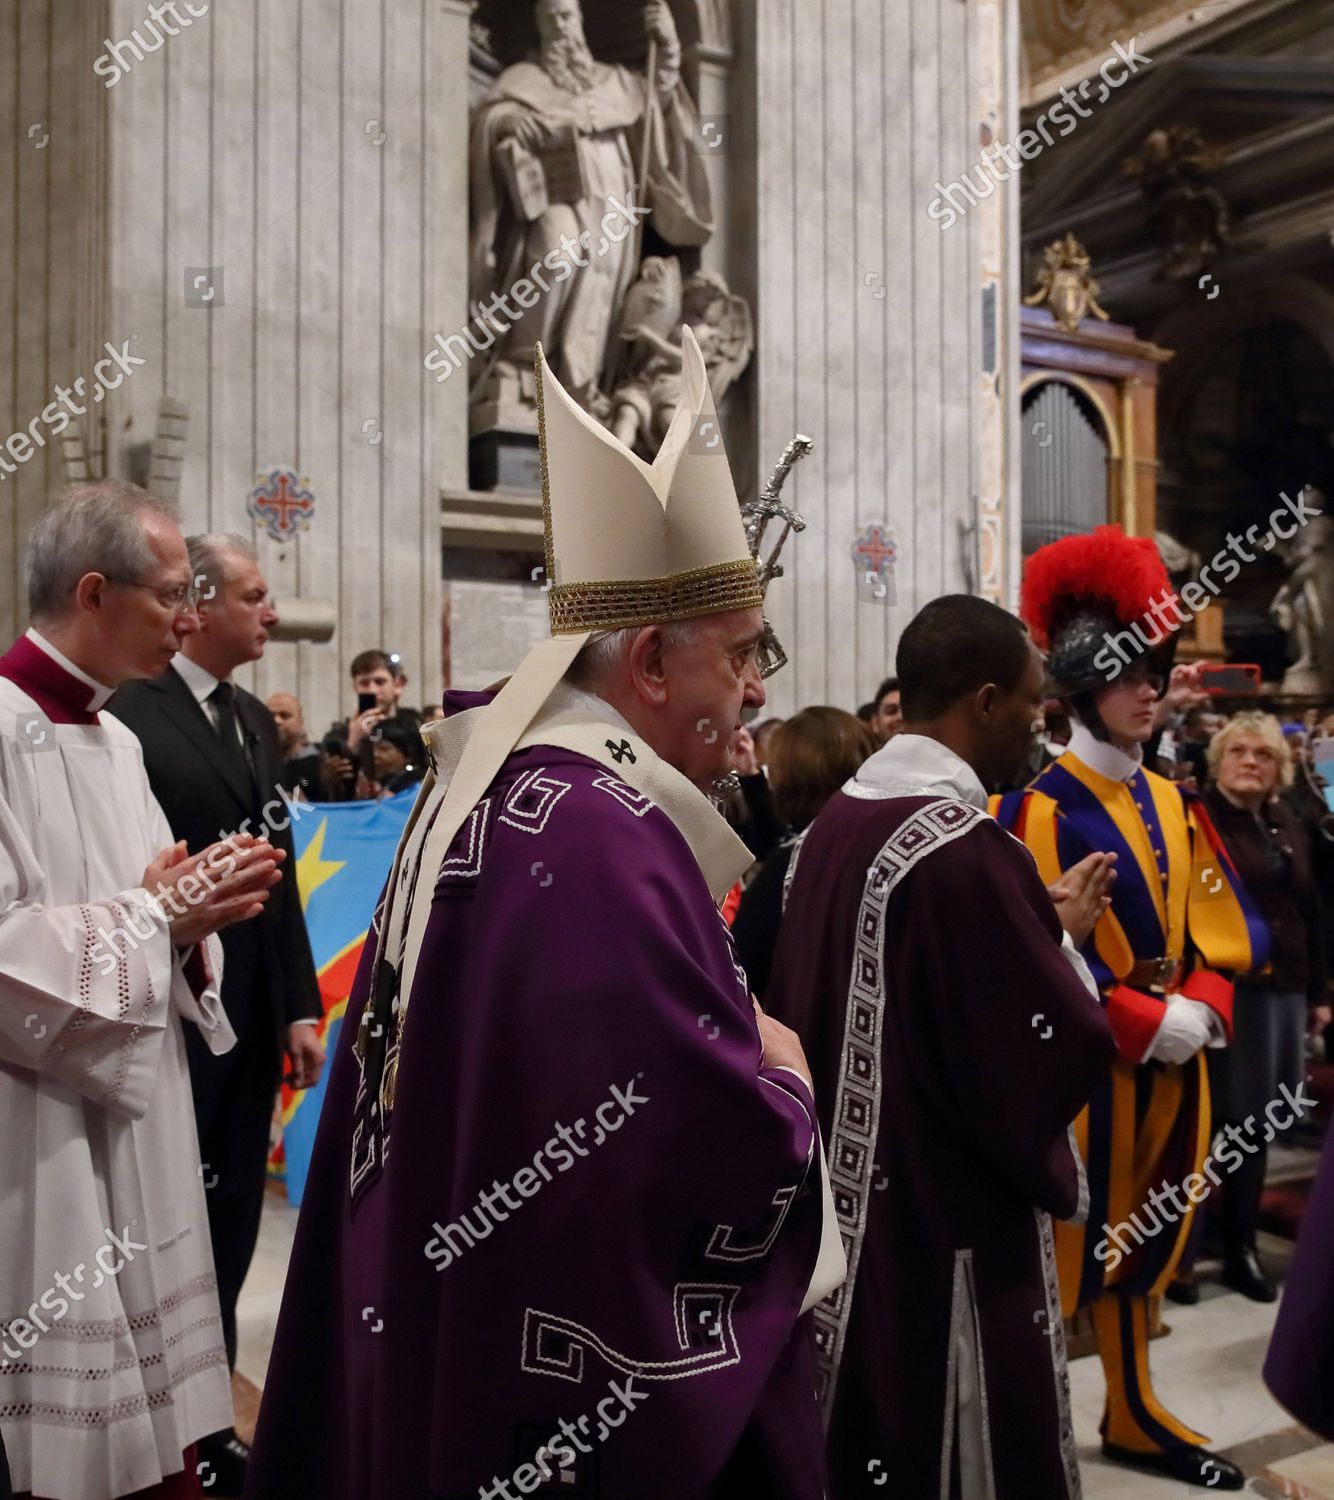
[1271,503,1334,693]
[469,0,713,420]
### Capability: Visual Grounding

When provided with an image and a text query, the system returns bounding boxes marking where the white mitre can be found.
[537,324,763,633]
[417,324,763,869]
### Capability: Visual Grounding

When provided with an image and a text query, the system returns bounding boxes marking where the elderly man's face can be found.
[536,0,585,47]
[100,510,200,682]
[652,607,767,788]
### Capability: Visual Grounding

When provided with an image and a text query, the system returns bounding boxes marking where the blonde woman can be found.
[1203,711,1330,1301]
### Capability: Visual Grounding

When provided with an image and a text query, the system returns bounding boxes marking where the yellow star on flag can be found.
[295,818,346,908]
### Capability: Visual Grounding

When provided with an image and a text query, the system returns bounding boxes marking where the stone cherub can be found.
[609,259,753,457]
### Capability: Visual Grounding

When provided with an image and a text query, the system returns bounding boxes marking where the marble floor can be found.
[231,1182,298,1445]
[236,1193,1334,1494]
[1068,1233,1334,1496]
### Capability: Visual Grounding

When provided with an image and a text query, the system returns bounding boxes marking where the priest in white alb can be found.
[0,481,284,1500]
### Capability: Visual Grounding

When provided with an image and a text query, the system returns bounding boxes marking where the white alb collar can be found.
[1067,721,1143,784]
[852,732,988,811]
[544,681,638,740]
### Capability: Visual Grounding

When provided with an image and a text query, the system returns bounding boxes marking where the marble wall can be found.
[1,2,112,661]
[741,0,1021,717]
[2,0,458,733]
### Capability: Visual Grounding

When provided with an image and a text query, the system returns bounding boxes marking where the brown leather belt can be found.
[1124,957,1183,993]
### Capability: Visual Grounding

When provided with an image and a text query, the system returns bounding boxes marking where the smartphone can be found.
[355,692,380,785]
[1199,664,1261,696]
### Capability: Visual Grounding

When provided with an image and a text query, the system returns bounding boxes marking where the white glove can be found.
[1143,996,1216,1065]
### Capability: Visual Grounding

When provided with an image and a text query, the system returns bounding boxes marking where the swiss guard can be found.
[994,525,1267,1491]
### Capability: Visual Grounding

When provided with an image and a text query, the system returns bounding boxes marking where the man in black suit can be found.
[110,533,324,1494]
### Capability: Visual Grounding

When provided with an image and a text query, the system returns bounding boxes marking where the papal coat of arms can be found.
[1024,234,1110,332]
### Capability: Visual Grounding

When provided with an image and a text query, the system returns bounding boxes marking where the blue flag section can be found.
[272,790,416,1206]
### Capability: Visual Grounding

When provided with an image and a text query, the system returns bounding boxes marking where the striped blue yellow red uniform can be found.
[993,749,1266,1455]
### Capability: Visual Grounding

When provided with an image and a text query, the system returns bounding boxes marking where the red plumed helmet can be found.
[1021,525,1175,650]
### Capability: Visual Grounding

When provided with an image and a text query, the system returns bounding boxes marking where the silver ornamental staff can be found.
[744,434,812,591]
[738,434,813,688]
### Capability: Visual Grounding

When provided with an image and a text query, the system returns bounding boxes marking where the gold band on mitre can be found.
[547,557,764,634]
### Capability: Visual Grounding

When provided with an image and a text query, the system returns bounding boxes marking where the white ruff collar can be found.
[1067,722,1143,784]
[849,732,987,811]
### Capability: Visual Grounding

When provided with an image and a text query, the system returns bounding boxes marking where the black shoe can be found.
[1102,1443,1244,1489]
[1165,1277,1200,1305]
[1222,1247,1277,1303]
[196,1429,249,1496]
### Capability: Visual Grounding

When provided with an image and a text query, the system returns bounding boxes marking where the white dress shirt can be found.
[171,651,241,746]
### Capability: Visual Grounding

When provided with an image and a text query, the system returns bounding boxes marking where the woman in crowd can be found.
[722,721,786,861]
[732,706,877,1000]
[1202,711,1330,1300]
[355,716,429,798]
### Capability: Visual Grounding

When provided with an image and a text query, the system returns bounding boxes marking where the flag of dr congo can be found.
[274,789,416,1205]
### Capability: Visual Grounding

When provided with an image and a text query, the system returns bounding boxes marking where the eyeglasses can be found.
[1117,664,1165,695]
[728,622,787,681]
[110,577,203,611]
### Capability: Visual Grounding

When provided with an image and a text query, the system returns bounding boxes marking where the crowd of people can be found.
[1,346,1332,1500]
[265,650,440,804]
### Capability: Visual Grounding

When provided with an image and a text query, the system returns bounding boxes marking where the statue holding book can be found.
[468,0,714,432]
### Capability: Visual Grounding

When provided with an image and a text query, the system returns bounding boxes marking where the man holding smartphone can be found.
[320,649,421,798]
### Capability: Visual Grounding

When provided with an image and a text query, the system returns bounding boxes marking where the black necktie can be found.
[209,681,253,785]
